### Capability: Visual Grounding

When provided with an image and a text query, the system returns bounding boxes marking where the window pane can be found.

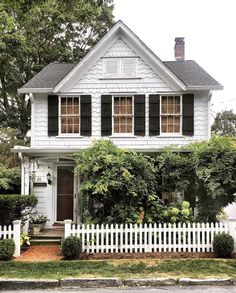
[162,96,167,114]
[60,97,80,134]
[167,97,174,114]
[126,117,132,133]
[61,124,67,133]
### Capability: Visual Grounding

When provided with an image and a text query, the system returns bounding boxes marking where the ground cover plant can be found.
[1,259,236,279]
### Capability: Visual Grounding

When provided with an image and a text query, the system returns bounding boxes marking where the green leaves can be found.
[74,140,156,224]
[0,0,114,137]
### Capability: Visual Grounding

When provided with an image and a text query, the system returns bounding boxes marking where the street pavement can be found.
[3,287,236,293]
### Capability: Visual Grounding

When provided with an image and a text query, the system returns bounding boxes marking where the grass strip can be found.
[0,259,236,279]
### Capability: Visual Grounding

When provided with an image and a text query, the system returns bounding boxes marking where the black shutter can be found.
[101,95,112,136]
[182,94,194,136]
[149,94,160,136]
[134,95,145,136]
[48,95,58,136]
[80,95,91,136]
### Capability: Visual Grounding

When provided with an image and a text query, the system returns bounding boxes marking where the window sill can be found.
[99,77,142,80]
[55,135,84,139]
[109,135,138,138]
[158,134,185,138]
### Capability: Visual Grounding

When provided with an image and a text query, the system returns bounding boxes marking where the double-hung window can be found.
[113,96,133,134]
[161,96,181,134]
[60,97,80,134]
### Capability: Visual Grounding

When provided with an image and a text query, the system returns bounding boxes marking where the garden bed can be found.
[79,252,216,260]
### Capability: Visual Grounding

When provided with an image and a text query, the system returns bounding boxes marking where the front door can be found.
[57,166,74,221]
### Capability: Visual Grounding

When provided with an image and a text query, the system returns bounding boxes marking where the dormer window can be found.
[103,58,137,78]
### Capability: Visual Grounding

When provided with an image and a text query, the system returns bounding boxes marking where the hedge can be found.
[0,194,38,226]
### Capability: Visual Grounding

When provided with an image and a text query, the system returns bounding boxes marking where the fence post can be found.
[13,220,21,257]
[64,219,72,238]
[227,219,236,252]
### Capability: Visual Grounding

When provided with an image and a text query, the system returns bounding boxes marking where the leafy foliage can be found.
[0,0,114,137]
[0,128,26,193]
[190,136,236,221]
[213,232,234,258]
[212,110,236,137]
[0,239,15,260]
[74,140,192,224]
[61,236,82,260]
[0,194,38,225]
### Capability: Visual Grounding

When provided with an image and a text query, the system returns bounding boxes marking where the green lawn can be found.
[0,259,236,279]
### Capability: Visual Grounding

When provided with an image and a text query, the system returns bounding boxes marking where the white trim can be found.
[112,95,134,136]
[59,96,80,136]
[160,95,182,136]
[53,20,186,93]
[18,88,53,94]
[186,85,223,90]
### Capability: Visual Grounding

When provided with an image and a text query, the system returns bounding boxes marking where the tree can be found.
[0,128,26,193]
[0,0,114,138]
[212,110,236,137]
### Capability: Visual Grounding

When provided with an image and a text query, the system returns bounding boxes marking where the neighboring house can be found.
[14,21,222,227]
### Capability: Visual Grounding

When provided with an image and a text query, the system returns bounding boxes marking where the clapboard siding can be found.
[31,38,210,150]
[32,92,209,149]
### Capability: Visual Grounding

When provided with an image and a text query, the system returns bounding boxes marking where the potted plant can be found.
[30,215,49,235]
[20,234,30,251]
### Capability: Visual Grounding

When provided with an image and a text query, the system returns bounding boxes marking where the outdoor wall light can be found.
[47,172,52,185]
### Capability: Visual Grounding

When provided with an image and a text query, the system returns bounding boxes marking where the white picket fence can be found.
[64,220,236,254]
[0,220,21,257]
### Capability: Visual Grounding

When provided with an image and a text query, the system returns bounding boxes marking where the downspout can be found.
[29,93,35,147]
[207,91,212,140]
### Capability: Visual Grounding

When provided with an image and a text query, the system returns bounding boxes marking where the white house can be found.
[14,21,223,227]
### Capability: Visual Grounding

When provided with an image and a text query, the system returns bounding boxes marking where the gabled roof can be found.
[19,63,76,93]
[18,20,223,94]
[164,60,222,90]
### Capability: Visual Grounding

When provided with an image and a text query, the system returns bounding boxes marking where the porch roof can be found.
[12,145,191,155]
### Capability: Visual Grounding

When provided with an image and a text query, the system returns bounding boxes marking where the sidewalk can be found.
[15,245,62,261]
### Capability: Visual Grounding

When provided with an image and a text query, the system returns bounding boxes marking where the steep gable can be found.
[70,37,173,93]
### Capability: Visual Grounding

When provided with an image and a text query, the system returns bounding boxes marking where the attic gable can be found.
[71,37,173,92]
[54,20,186,93]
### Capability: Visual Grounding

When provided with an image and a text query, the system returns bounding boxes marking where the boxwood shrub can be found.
[61,236,82,260]
[213,232,234,258]
[0,194,38,225]
[0,239,15,260]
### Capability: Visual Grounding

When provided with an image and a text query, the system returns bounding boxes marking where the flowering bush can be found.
[30,215,49,225]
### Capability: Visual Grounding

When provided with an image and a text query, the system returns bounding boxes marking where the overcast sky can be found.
[114,0,236,119]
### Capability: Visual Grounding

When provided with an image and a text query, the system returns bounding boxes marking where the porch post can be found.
[227,219,236,252]
[64,219,72,238]
[13,220,21,257]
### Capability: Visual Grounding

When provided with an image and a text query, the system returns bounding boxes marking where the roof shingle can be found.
[21,63,76,89]
[19,60,222,91]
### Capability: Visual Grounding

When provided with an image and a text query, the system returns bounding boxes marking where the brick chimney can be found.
[174,37,185,61]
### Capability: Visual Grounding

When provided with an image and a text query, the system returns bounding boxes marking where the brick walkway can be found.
[15,245,62,262]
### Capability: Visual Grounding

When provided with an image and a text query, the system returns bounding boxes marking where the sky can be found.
[113,0,236,119]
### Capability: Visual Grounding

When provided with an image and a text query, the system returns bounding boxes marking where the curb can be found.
[123,278,177,287]
[0,279,59,290]
[179,278,233,286]
[0,277,235,290]
[60,278,122,289]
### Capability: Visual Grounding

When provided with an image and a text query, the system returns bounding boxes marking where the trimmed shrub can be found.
[213,232,234,258]
[0,194,38,225]
[0,239,15,260]
[61,236,82,260]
